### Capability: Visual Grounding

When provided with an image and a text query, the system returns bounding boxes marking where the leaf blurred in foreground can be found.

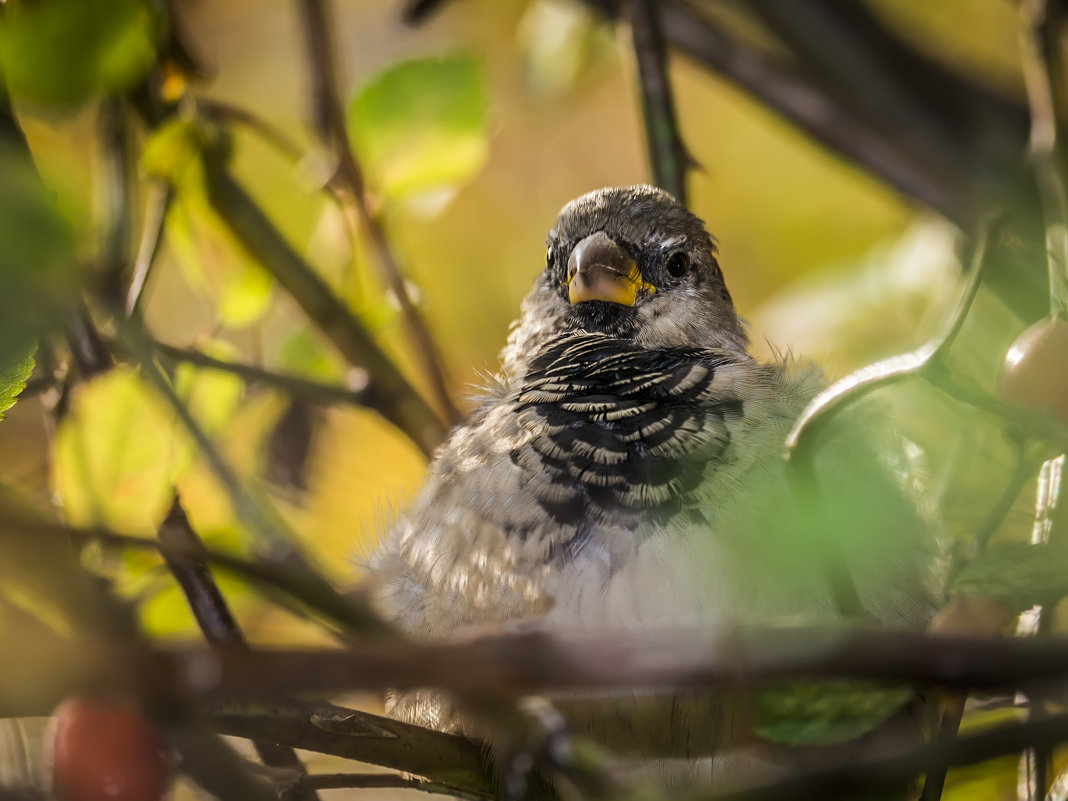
[0,153,78,371]
[52,367,189,535]
[348,53,489,201]
[0,0,159,109]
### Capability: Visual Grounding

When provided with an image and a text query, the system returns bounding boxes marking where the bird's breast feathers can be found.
[372,332,820,637]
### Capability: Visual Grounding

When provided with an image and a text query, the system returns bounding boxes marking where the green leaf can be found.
[276,329,343,383]
[174,341,246,433]
[951,542,1068,613]
[517,0,615,97]
[0,349,34,420]
[753,680,914,746]
[0,152,78,370]
[52,367,191,534]
[166,197,274,329]
[348,53,489,200]
[141,117,207,188]
[138,575,254,639]
[218,257,274,328]
[0,0,159,109]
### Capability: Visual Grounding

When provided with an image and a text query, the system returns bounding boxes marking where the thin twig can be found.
[125,180,172,318]
[151,339,372,408]
[918,696,963,801]
[401,0,449,24]
[786,225,990,463]
[300,772,468,797]
[296,0,460,426]
[47,518,392,637]
[168,727,279,801]
[628,0,692,205]
[159,497,245,642]
[96,99,136,308]
[972,439,1036,553]
[1020,0,1068,317]
[65,301,114,380]
[115,320,395,640]
[118,320,286,543]
[197,98,307,162]
[158,498,321,801]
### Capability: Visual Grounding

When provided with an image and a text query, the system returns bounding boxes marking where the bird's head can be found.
[502,186,747,376]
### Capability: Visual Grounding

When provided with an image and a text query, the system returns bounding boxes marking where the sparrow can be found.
[367,185,935,781]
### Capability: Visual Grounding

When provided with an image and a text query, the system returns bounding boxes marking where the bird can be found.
[366,185,935,785]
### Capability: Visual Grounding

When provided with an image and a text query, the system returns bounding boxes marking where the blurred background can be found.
[0,1,1058,797]
[0,0,1034,639]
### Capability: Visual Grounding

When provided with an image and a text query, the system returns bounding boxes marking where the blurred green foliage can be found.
[348,53,489,200]
[0,1,1066,798]
[0,154,78,369]
[0,0,159,108]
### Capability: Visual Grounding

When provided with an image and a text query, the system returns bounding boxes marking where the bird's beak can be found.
[565,232,656,306]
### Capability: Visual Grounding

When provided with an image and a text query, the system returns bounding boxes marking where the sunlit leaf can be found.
[0,348,34,420]
[141,117,206,189]
[517,0,614,97]
[165,198,274,329]
[218,256,274,327]
[0,0,159,109]
[304,407,426,581]
[348,53,489,200]
[275,329,344,383]
[175,391,289,546]
[138,576,254,639]
[952,542,1068,613]
[53,367,190,534]
[174,341,247,434]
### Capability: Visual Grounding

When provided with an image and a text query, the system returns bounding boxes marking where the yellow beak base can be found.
[567,262,655,306]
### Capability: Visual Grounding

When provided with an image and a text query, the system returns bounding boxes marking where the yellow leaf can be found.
[52,367,190,534]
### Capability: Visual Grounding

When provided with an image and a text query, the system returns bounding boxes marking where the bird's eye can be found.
[666,251,690,278]
[546,245,555,267]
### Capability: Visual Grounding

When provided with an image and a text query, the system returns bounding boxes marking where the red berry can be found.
[50,696,170,801]
[998,315,1068,424]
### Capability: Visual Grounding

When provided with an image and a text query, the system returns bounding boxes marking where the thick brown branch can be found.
[206,699,495,799]
[124,629,1068,703]
[651,1,969,221]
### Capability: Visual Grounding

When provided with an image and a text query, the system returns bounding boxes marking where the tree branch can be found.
[650,0,970,222]
[127,629,1068,702]
[158,499,320,801]
[296,0,460,427]
[1020,0,1068,316]
[124,180,171,318]
[628,0,693,205]
[206,699,495,800]
[198,148,446,456]
[151,339,373,409]
[704,709,1068,801]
